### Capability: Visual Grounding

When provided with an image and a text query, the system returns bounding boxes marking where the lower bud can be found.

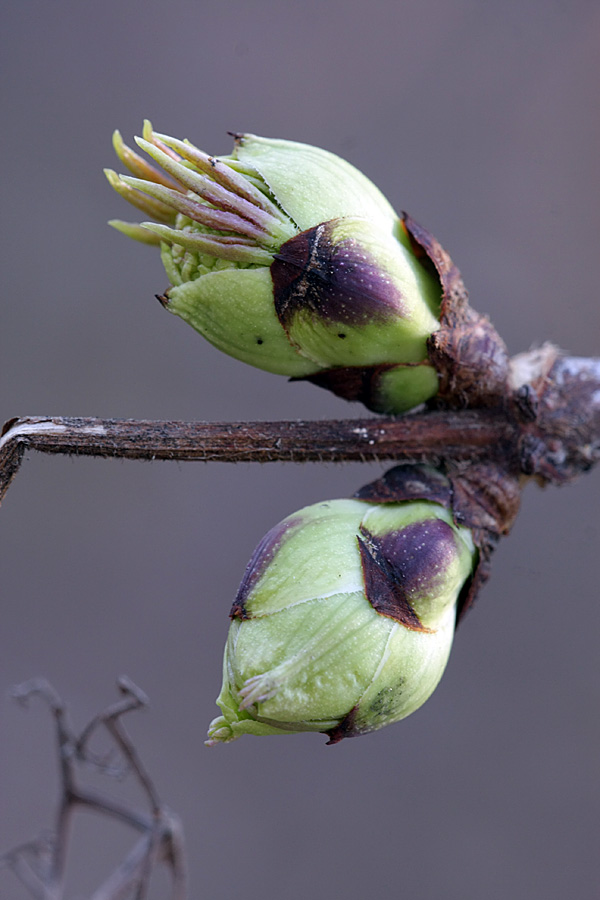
[206,494,476,746]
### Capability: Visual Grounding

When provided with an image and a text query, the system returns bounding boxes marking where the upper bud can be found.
[206,489,476,745]
[107,124,443,413]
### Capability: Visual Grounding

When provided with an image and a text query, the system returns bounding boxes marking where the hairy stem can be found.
[1,351,598,505]
[0,411,516,504]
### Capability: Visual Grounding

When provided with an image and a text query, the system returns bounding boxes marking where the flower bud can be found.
[206,493,476,745]
[107,124,442,412]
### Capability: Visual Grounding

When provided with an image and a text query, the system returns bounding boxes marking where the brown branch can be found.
[1,350,598,507]
[0,410,516,505]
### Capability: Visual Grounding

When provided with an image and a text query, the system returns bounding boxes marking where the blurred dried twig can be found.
[1,678,188,900]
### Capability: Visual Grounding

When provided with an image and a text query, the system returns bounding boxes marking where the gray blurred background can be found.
[1,1,599,897]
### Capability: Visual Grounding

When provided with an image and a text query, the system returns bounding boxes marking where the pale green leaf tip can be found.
[103,167,120,187]
[111,129,123,154]
[108,219,162,245]
[134,135,151,152]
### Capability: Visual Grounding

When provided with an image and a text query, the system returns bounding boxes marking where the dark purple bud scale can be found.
[295,364,392,407]
[230,516,303,619]
[358,518,460,628]
[325,705,360,745]
[271,220,407,331]
[358,528,430,631]
[378,519,459,597]
[355,464,453,508]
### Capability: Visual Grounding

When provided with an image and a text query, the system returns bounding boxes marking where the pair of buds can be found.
[107,127,502,743]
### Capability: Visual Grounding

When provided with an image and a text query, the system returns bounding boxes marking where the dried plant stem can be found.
[0,410,515,501]
[1,350,599,506]
[1,678,188,900]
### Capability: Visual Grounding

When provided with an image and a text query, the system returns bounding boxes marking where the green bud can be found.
[107,124,442,411]
[206,495,476,745]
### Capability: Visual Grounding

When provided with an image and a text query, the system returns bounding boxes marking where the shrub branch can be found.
[1,348,598,508]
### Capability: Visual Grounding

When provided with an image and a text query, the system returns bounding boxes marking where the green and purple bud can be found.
[106,124,442,413]
[206,486,476,745]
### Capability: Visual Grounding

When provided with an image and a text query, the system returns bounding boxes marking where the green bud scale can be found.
[206,468,477,746]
